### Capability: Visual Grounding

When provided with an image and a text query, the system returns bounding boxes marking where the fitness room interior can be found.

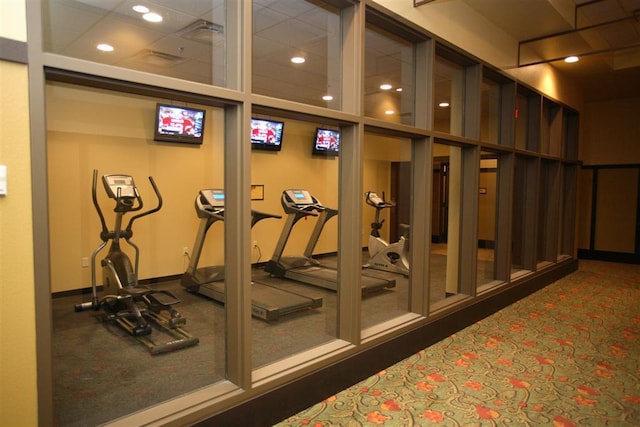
[2,0,640,426]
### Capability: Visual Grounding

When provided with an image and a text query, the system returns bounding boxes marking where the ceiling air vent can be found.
[133,49,187,67]
[179,19,224,44]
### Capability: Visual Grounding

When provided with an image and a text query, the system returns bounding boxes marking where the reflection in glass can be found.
[511,155,536,275]
[362,133,412,327]
[364,22,415,125]
[430,143,464,308]
[480,77,501,143]
[250,117,339,369]
[477,151,498,289]
[515,91,529,150]
[542,99,562,156]
[43,0,229,87]
[558,165,577,259]
[537,160,560,266]
[47,82,226,425]
[253,0,342,109]
[433,56,464,135]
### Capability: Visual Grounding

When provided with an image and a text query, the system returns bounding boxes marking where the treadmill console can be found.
[200,189,225,208]
[102,174,137,199]
[284,189,315,206]
[196,189,225,219]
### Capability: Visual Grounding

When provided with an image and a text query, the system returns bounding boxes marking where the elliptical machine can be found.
[75,170,198,354]
[364,191,410,277]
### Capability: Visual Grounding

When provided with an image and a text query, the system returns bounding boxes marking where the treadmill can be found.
[181,189,322,321]
[264,189,396,294]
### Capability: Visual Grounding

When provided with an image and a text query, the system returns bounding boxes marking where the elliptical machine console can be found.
[75,170,198,354]
[364,191,410,277]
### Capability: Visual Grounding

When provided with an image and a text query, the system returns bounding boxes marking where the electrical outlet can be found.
[182,247,189,256]
[81,257,89,268]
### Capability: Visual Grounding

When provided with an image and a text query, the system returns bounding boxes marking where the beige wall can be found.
[1,1,37,424]
[47,82,349,292]
[47,81,428,293]
[0,61,38,426]
[577,97,640,253]
[580,98,640,165]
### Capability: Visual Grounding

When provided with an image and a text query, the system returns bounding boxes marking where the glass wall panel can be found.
[515,87,541,152]
[253,0,342,109]
[536,160,560,266]
[364,19,416,125]
[558,164,577,259]
[251,116,339,368]
[433,56,464,135]
[563,109,579,161]
[480,76,501,144]
[511,155,538,275]
[430,143,466,308]
[362,132,412,327]
[47,82,226,425]
[477,151,499,289]
[542,99,562,156]
[43,0,230,87]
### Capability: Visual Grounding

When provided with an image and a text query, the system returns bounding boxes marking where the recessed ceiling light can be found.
[439,102,450,108]
[132,5,149,13]
[564,56,579,63]
[96,43,114,52]
[322,95,334,101]
[384,110,395,115]
[143,12,163,23]
[380,83,392,90]
[291,56,305,64]
[396,87,403,92]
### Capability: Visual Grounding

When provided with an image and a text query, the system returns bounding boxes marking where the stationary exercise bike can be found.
[75,170,198,354]
[364,191,410,276]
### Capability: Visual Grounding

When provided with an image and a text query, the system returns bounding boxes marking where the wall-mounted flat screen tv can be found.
[251,118,285,151]
[154,103,206,144]
[312,128,340,156]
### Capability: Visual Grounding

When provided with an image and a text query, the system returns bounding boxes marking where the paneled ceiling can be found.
[458,0,640,101]
[44,0,640,106]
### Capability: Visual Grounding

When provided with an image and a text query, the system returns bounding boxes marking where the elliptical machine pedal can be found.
[74,170,198,354]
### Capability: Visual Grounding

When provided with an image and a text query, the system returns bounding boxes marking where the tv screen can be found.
[251,118,285,151]
[312,128,340,156]
[154,104,206,144]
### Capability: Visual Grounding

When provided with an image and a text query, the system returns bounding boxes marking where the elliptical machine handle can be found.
[92,169,109,238]
[125,176,163,232]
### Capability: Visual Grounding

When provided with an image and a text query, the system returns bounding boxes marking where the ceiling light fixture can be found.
[132,5,149,13]
[291,56,305,64]
[564,55,579,63]
[439,102,450,107]
[396,87,403,92]
[143,12,163,23]
[384,110,395,115]
[380,83,392,90]
[96,43,114,52]
[322,95,334,101]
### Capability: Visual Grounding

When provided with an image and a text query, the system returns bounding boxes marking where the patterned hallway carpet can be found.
[275,260,640,426]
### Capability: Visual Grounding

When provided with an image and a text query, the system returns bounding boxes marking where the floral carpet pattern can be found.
[275,260,640,426]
